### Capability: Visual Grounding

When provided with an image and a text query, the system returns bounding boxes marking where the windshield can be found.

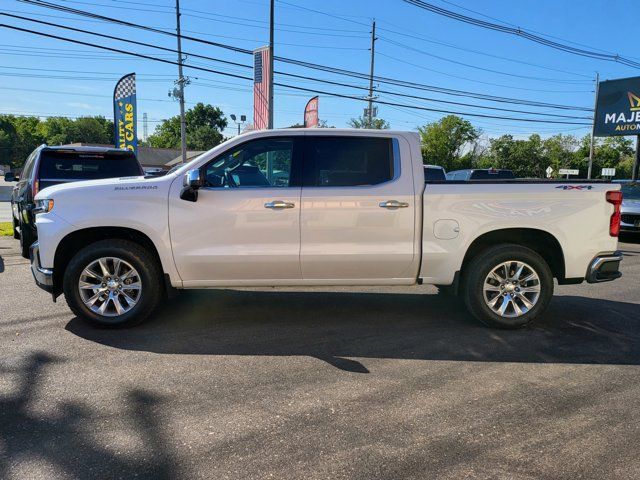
[621,183,640,200]
[38,150,142,180]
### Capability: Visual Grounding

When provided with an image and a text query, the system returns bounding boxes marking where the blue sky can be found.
[1,0,638,139]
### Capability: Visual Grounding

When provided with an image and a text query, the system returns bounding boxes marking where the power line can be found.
[376,51,593,94]
[272,82,590,125]
[379,36,591,84]
[435,0,633,59]
[0,86,196,104]
[2,12,593,120]
[16,0,594,112]
[0,23,590,125]
[274,56,594,110]
[374,21,593,79]
[2,12,253,71]
[403,0,640,69]
[23,0,371,38]
[0,110,165,121]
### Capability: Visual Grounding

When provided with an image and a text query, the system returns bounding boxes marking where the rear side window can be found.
[303,137,393,187]
[38,151,142,180]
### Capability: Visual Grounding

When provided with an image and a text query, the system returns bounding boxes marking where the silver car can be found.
[619,181,640,233]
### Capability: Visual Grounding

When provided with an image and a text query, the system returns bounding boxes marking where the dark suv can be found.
[6,145,143,257]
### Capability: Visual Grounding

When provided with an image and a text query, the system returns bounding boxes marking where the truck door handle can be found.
[264,200,295,209]
[379,200,409,209]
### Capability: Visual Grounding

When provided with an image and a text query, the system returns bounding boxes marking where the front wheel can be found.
[12,214,19,239]
[462,244,554,329]
[19,219,33,258]
[63,239,163,328]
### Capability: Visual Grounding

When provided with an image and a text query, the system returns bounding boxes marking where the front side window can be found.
[204,138,294,188]
[303,137,394,187]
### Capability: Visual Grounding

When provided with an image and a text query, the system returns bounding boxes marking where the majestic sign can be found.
[113,73,138,155]
[253,46,271,130]
[304,96,319,128]
[594,76,640,136]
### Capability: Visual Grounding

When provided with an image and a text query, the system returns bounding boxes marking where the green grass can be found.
[0,222,13,237]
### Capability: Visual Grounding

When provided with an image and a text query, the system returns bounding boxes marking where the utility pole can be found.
[142,112,148,142]
[587,72,599,180]
[175,0,187,163]
[268,0,275,129]
[367,19,377,128]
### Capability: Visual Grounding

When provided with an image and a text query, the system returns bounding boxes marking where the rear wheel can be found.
[462,244,553,329]
[63,239,163,328]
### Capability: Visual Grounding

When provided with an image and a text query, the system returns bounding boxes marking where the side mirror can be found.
[183,169,203,189]
[4,172,17,182]
[180,169,202,202]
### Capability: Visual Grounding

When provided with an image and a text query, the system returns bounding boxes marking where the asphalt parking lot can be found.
[1,235,639,479]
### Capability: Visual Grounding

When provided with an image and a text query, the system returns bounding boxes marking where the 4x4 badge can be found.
[555,185,594,190]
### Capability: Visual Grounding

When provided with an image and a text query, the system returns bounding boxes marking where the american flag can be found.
[253,46,271,130]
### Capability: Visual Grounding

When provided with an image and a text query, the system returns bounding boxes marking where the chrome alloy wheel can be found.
[78,257,142,317]
[483,260,541,318]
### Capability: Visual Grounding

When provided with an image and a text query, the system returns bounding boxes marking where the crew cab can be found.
[29,129,623,329]
[7,145,144,258]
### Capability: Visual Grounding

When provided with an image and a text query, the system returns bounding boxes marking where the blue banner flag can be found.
[113,73,138,155]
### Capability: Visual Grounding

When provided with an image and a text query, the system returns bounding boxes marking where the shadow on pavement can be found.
[67,289,640,372]
[0,353,177,479]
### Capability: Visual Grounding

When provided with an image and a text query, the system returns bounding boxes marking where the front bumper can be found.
[586,251,623,283]
[620,223,640,232]
[621,211,640,231]
[30,242,54,294]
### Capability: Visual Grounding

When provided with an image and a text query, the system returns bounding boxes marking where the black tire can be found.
[12,214,19,240]
[63,239,163,328]
[19,219,33,259]
[462,244,554,329]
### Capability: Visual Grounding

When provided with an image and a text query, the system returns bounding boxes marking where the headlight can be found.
[34,199,54,214]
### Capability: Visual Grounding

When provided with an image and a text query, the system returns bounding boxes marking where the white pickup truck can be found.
[30,129,623,329]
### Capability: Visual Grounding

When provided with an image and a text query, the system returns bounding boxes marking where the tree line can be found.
[1,106,636,179]
[0,103,227,168]
[417,115,636,179]
[0,115,114,168]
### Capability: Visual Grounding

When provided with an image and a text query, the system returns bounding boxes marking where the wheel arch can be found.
[459,228,566,283]
[53,226,167,296]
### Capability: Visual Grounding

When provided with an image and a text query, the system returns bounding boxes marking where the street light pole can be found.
[230,114,246,136]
